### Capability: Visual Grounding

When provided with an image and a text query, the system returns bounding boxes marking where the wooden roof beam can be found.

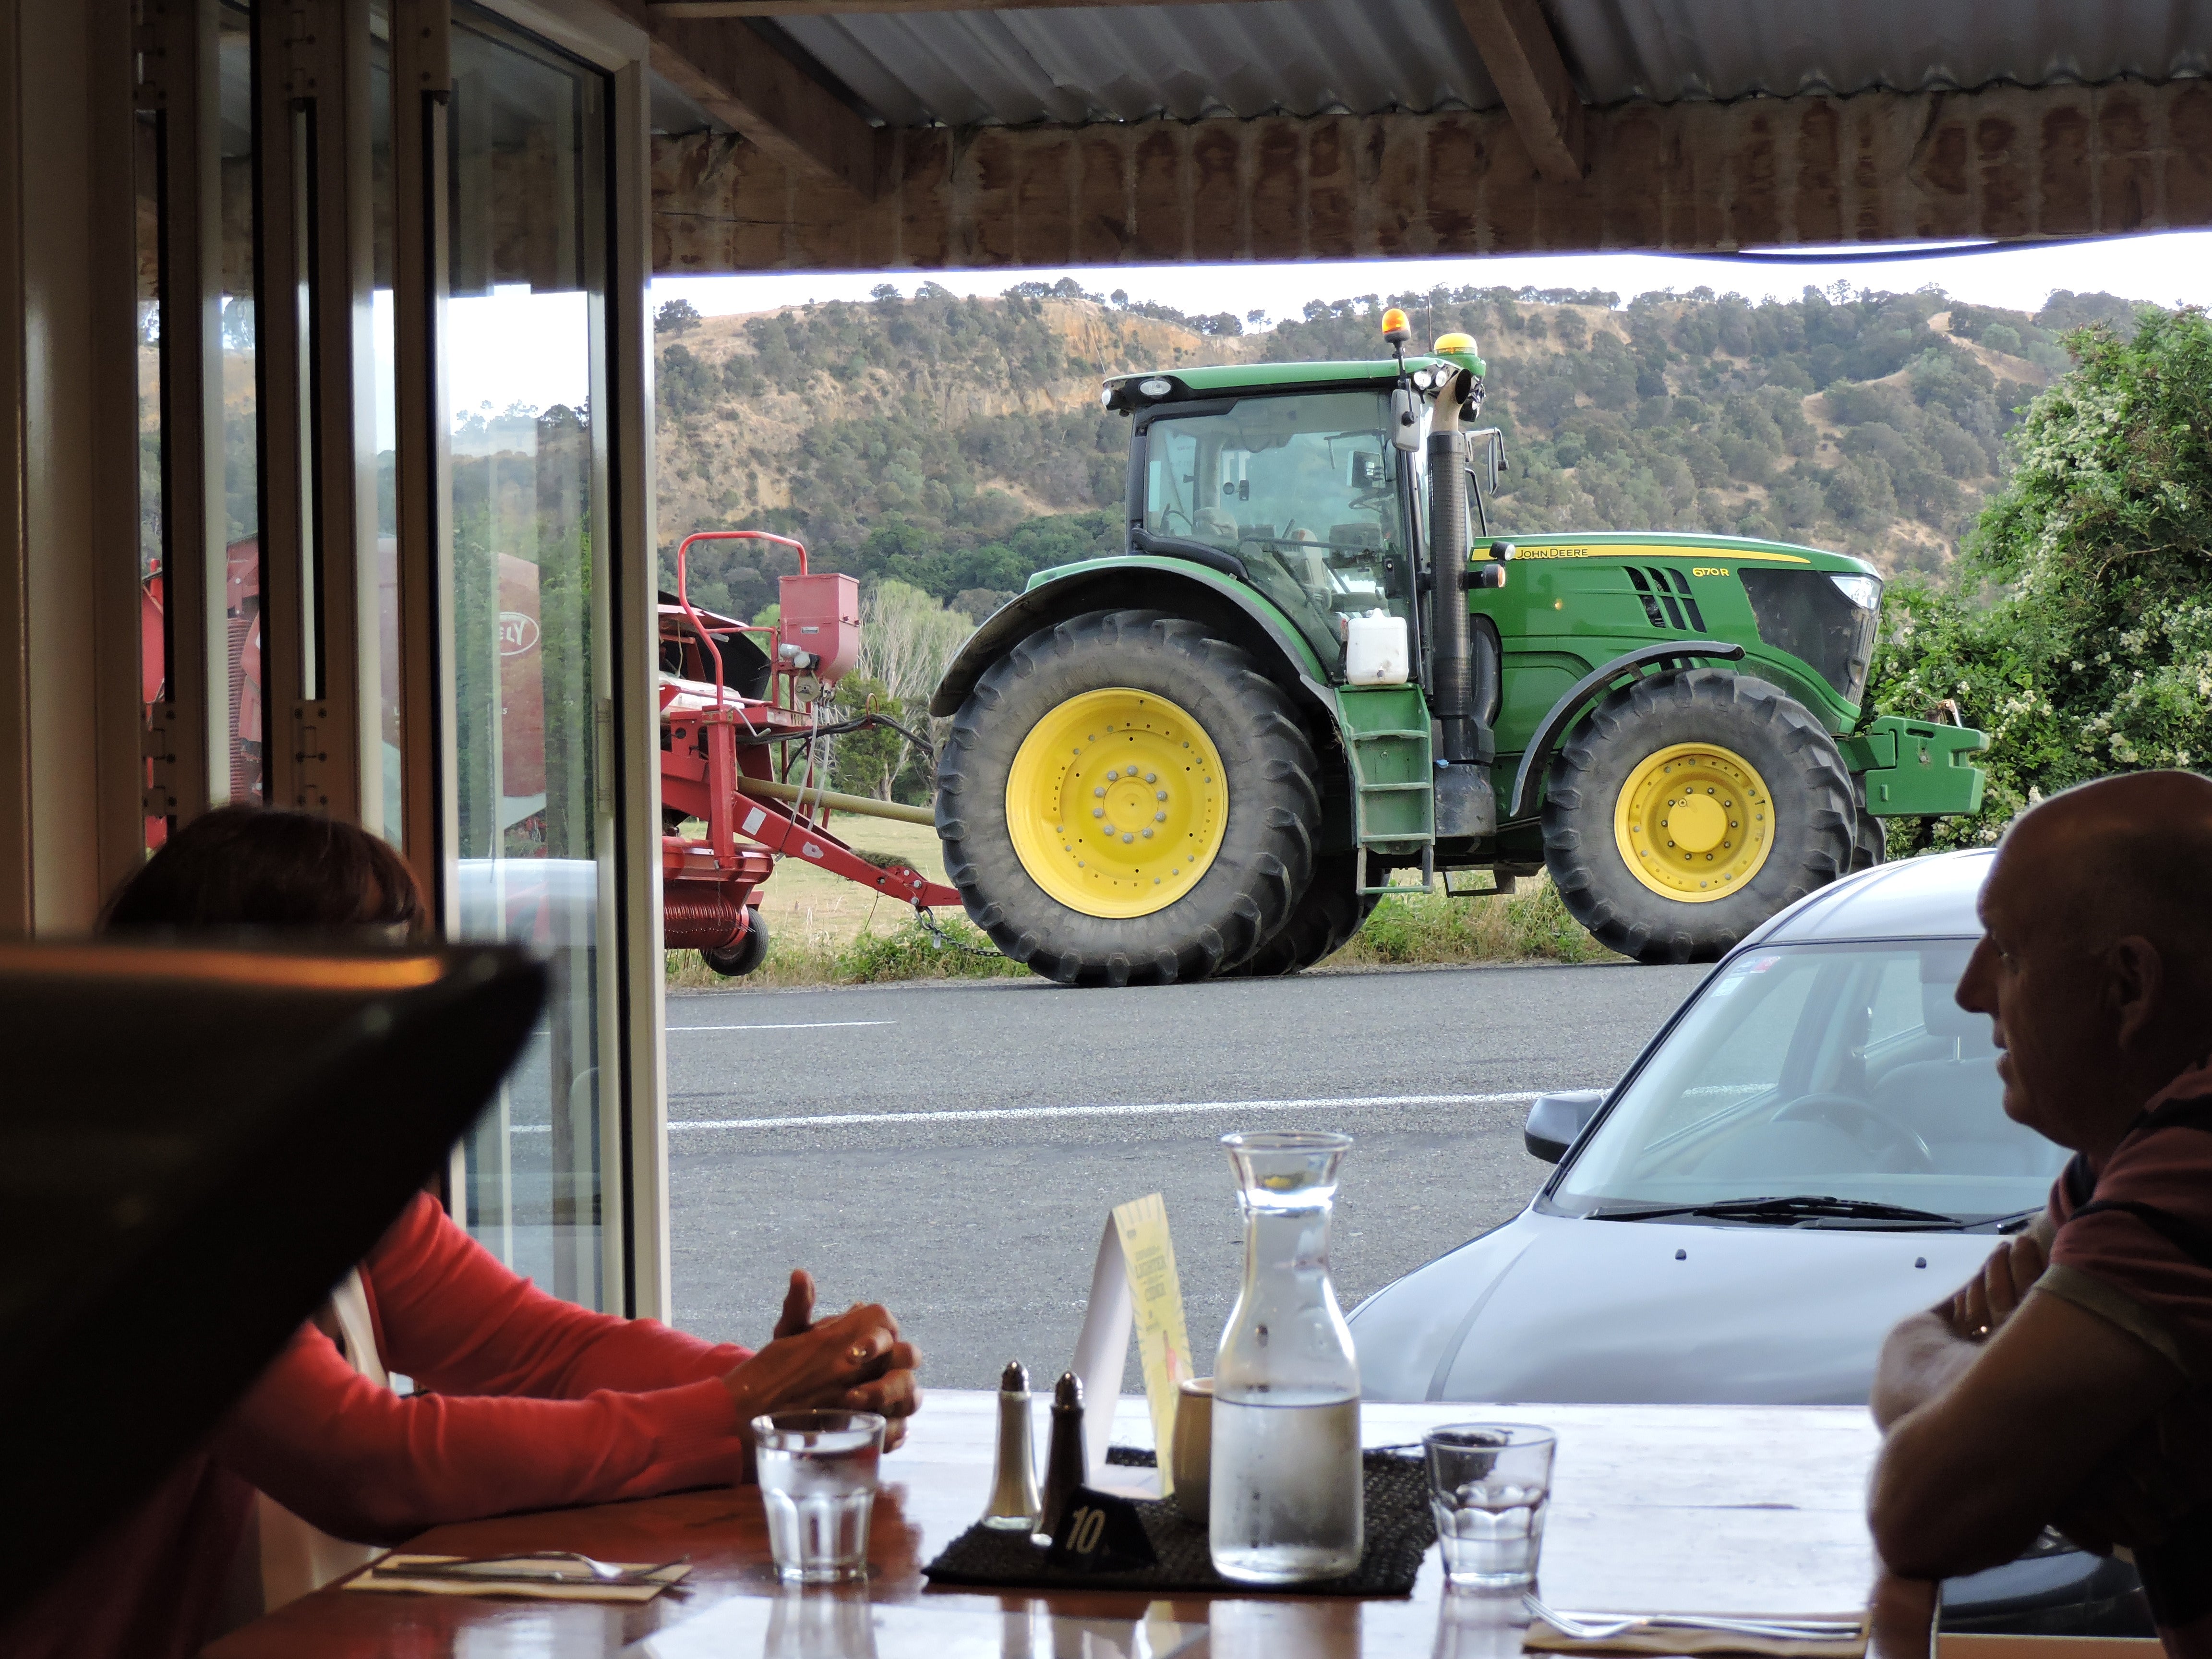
[622,3,882,197]
[1454,0,1584,186]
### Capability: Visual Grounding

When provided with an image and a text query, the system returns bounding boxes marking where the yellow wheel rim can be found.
[1005,687,1227,919]
[1613,741,1774,902]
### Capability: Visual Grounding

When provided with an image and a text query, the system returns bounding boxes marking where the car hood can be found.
[1350,1208,1996,1405]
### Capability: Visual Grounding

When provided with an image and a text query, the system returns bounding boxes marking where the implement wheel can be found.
[1540,668,1854,965]
[1228,852,1376,977]
[701,911,770,977]
[936,610,1320,986]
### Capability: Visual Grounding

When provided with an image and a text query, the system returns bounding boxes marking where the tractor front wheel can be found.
[936,610,1321,986]
[1228,852,1376,977]
[1540,668,1854,965]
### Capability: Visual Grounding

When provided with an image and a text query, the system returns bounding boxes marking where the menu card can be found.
[1069,1193,1194,1493]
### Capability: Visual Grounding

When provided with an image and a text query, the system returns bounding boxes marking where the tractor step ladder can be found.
[1335,685,1436,897]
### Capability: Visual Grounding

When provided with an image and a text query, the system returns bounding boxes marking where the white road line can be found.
[666,1020,895,1033]
[665,1091,1546,1133]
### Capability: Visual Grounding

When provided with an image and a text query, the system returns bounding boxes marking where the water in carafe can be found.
[1209,1131,1363,1584]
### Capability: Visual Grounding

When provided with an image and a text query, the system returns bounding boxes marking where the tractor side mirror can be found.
[1524,1089,1606,1163]
[1466,427,1505,495]
[1389,386,1421,453]
[1349,451,1387,490]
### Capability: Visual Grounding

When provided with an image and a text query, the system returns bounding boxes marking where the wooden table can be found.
[206,1394,1884,1658]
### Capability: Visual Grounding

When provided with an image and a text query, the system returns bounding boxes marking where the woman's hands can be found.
[722,1270,923,1453]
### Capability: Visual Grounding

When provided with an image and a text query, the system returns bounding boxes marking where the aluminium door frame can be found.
[252,0,378,827]
[436,0,667,1321]
[138,0,232,832]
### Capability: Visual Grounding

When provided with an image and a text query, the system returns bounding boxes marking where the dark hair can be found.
[101,805,429,938]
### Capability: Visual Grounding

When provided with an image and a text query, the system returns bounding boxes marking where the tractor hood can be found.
[1350,1207,1994,1405]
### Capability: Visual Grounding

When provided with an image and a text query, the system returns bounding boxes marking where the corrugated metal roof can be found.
[775,0,1497,127]
[1555,0,2212,105]
[749,0,2207,131]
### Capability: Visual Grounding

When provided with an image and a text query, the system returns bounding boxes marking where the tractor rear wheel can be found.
[1228,853,1376,977]
[936,609,1321,986]
[1540,668,1854,965]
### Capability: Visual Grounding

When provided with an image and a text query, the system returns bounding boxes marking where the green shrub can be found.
[1871,304,2212,851]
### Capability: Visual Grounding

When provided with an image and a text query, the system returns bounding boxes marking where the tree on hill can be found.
[1870,304,2212,850]
[652,279,2105,621]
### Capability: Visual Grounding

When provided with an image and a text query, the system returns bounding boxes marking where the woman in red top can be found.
[3,807,922,1659]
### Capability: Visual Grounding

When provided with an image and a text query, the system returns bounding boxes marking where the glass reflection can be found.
[445,5,612,1309]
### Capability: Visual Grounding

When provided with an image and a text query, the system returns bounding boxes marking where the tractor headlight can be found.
[1741,568,1883,707]
[1138,377,1173,398]
[1828,573,1881,611]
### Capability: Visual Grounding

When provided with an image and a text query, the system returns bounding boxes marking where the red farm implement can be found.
[141,529,960,975]
[655,529,960,975]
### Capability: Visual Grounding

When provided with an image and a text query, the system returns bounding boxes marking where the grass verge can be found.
[666,871,1612,990]
[1318,874,1619,970]
[666,912,1027,991]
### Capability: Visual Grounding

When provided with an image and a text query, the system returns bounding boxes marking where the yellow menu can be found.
[1112,1192,1194,1495]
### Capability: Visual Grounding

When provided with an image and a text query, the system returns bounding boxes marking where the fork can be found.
[376,1551,689,1587]
[1524,1596,1863,1643]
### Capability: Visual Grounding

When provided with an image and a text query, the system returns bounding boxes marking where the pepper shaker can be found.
[981,1360,1042,1531]
[1036,1371,1087,1539]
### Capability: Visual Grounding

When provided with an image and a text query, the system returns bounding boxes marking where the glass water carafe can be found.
[1209,1131,1363,1583]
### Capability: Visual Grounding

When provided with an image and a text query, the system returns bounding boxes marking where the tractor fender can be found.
[928,556,1333,721]
[1503,640,1747,821]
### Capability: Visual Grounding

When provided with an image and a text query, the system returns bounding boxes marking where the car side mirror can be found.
[1524,1089,1606,1163]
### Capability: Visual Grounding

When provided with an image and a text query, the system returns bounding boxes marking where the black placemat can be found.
[921,1446,1436,1597]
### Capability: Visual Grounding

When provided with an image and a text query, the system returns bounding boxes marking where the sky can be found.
[382,229,2212,437]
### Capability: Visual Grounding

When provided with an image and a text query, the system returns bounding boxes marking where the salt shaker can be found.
[981,1360,1042,1531]
[1036,1371,1087,1539]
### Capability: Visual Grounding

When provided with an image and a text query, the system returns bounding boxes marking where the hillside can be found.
[653,278,2145,620]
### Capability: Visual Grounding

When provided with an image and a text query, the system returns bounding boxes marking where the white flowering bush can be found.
[1870,306,2212,851]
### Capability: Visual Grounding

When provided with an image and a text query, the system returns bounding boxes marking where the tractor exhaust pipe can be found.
[1428,423,1473,764]
[1427,373,1496,840]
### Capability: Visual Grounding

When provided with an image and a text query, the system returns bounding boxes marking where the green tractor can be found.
[928,316,1986,984]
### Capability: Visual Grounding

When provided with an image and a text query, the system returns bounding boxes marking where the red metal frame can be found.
[658,529,958,957]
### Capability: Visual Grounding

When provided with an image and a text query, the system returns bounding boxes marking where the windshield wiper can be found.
[1584,1194,1967,1226]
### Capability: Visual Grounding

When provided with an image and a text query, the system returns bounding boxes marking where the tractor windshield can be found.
[1142,392,1412,667]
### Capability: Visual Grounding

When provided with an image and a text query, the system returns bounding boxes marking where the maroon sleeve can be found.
[363,1193,752,1397]
[214,1324,751,1542]
[2047,1125,2212,1382]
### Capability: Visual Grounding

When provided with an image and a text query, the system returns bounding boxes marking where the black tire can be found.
[701,911,770,977]
[936,609,1321,987]
[1850,793,1888,872]
[1228,852,1378,977]
[1540,668,1855,965]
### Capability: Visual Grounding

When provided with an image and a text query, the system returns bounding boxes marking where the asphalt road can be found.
[667,960,1707,1391]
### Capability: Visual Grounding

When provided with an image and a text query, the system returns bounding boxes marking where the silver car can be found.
[1350,848,2146,1633]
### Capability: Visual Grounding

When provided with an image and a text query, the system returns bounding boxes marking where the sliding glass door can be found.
[444,5,616,1310]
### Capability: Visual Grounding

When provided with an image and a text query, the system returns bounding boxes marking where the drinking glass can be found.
[1423,1423,1555,1588]
[752,1410,885,1583]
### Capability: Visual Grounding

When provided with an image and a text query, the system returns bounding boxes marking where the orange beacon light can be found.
[1381,307,1411,346]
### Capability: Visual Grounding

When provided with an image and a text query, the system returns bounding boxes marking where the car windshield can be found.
[1142,392,1411,662]
[1551,941,2064,1225]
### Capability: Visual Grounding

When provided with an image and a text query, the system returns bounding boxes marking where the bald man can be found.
[1869,771,2212,1656]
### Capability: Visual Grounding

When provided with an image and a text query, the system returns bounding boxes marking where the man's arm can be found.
[1870,1233,2045,1430]
[1869,1285,2184,1579]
